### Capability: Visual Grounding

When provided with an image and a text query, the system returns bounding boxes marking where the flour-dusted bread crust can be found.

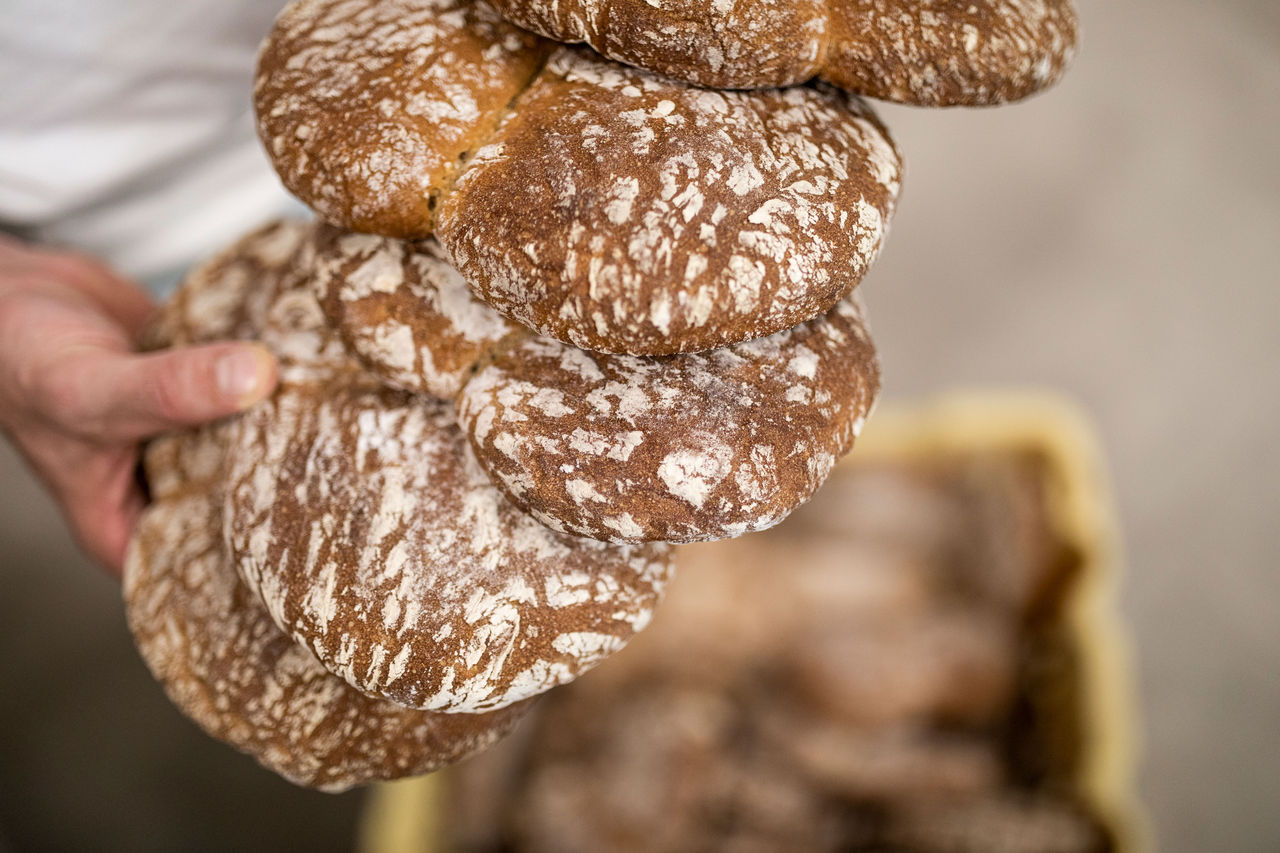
[142,220,314,352]
[222,243,673,712]
[456,294,880,544]
[313,227,522,398]
[146,218,358,388]
[438,54,898,355]
[492,0,829,90]
[256,0,902,355]
[126,431,528,793]
[490,0,1078,103]
[128,221,530,791]
[822,0,1079,105]
[224,381,673,713]
[311,232,884,544]
[255,0,548,238]
[142,218,671,726]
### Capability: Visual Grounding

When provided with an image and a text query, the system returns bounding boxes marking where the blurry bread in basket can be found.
[359,393,1146,852]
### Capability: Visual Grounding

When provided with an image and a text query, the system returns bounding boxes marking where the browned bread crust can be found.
[438,55,897,355]
[456,293,880,543]
[493,0,829,91]
[312,226,524,398]
[128,223,531,791]
[822,0,1078,105]
[197,226,675,713]
[256,0,902,356]
[125,431,529,793]
[254,0,548,238]
[224,379,674,713]
[490,0,1078,102]
[312,228,882,544]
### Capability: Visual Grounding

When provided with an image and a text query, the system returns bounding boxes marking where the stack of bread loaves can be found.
[124,0,1078,790]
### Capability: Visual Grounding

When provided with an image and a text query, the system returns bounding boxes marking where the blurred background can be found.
[1,0,1277,850]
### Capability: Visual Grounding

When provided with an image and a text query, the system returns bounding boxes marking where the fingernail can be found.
[216,347,269,408]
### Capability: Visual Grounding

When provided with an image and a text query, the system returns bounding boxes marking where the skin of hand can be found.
[0,235,277,578]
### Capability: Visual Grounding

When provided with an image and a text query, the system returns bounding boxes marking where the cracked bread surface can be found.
[126,432,529,793]
[490,0,1078,103]
[194,225,675,714]
[126,222,531,791]
[256,0,902,355]
[310,226,882,544]
[456,293,881,544]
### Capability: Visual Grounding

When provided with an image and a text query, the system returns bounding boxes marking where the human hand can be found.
[0,236,277,577]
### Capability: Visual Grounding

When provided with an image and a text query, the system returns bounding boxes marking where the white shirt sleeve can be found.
[0,0,299,281]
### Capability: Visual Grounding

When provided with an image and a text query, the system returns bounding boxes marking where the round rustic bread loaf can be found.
[217,234,674,712]
[489,0,1078,102]
[125,429,529,793]
[256,0,901,356]
[821,0,1078,105]
[147,218,673,718]
[131,238,530,791]
[456,293,880,543]
[225,379,674,713]
[439,52,897,356]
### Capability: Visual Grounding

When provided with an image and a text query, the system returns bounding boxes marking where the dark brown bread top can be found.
[456,293,880,544]
[224,381,673,713]
[490,0,1078,103]
[255,0,548,238]
[492,0,828,91]
[313,229,883,545]
[125,430,529,793]
[438,54,898,355]
[312,226,523,398]
[256,0,902,355]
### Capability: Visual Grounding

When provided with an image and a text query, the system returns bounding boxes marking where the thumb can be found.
[73,342,278,442]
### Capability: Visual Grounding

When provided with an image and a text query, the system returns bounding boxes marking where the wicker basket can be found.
[358,392,1148,853]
